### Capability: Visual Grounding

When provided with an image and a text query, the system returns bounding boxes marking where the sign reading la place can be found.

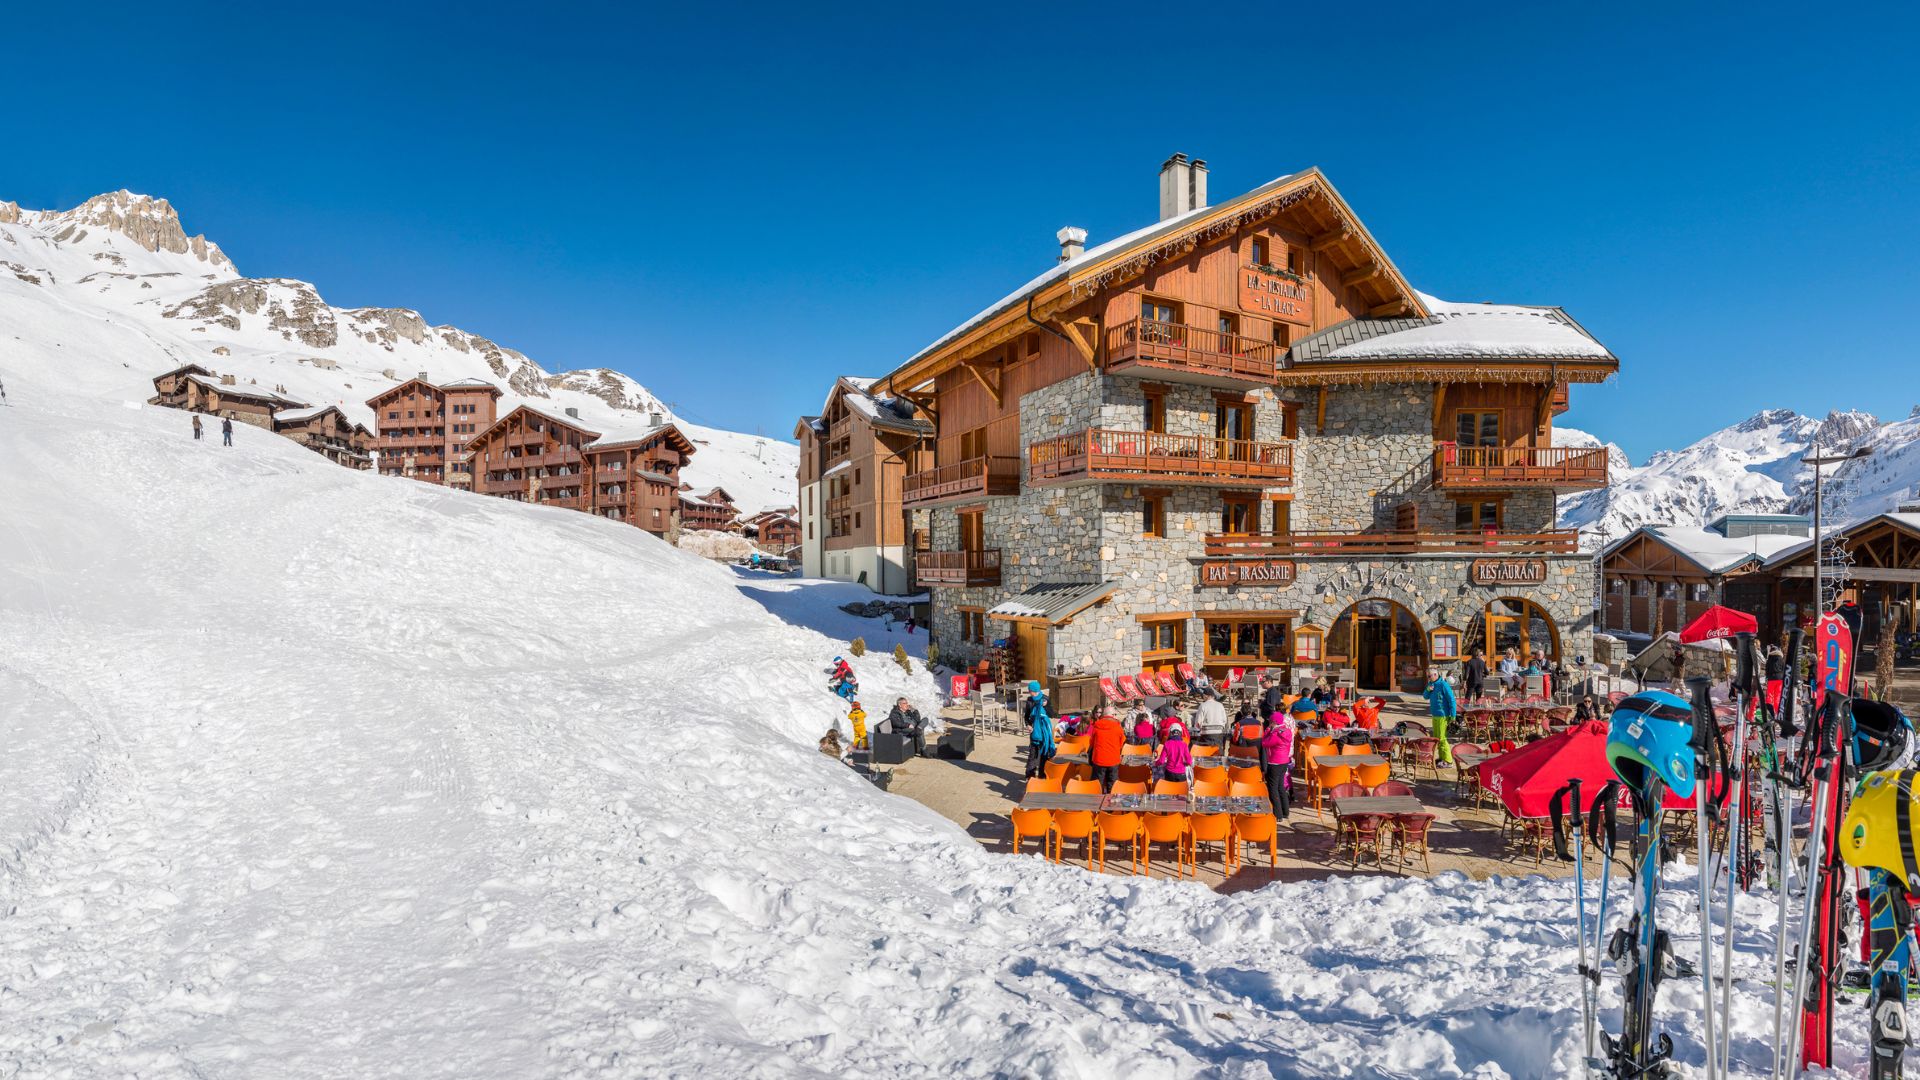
[1470,558,1548,586]
[1199,559,1297,588]
[1239,266,1314,326]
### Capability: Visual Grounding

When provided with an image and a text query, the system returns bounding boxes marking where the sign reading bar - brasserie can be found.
[1239,267,1314,326]
[1470,558,1548,586]
[1199,559,1297,588]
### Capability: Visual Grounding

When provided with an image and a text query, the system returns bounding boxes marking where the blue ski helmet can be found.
[1605,690,1697,798]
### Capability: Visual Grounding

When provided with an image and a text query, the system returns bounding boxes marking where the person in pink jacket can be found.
[1155,728,1192,784]
[1261,705,1302,819]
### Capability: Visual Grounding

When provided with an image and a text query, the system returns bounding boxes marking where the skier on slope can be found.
[192,414,203,440]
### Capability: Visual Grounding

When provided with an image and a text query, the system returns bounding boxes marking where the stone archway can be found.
[1327,597,1425,692]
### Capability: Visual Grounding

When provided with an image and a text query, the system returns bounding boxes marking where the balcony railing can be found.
[916,549,1002,587]
[534,494,589,511]
[1431,443,1608,490]
[902,455,1022,508]
[505,431,544,450]
[1029,429,1292,487]
[826,494,853,515]
[1204,530,1580,557]
[1103,318,1278,385]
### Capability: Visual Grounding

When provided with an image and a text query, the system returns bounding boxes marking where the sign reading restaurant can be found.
[1470,558,1548,586]
[1199,559,1297,588]
[1239,266,1314,326]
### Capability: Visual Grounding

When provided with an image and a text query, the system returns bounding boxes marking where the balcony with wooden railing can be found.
[916,549,1001,587]
[903,455,1021,508]
[1029,429,1292,487]
[1103,318,1279,386]
[1204,530,1579,558]
[1431,443,1608,490]
[826,493,853,515]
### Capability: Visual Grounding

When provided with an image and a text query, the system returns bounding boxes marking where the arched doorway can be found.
[1471,597,1560,665]
[1328,598,1424,692]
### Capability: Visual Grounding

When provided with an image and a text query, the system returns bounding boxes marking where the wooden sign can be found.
[1470,558,1547,586]
[1239,267,1314,325]
[1199,559,1296,588]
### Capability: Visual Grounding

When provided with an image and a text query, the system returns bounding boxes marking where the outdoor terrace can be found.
[916,549,1002,587]
[902,455,1022,508]
[1431,444,1608,491]
[1029,429,1292,487]
[1102,318,1278,387]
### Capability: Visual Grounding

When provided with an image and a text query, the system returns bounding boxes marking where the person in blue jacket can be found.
[1423,667,1458,765]
[1024,682,1057,779]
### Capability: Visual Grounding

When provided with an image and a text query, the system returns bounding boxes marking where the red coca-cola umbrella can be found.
[1479,721,1619,818]
[1678,604,1759,644]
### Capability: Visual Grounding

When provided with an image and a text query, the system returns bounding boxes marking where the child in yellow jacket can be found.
[848,702,868,749]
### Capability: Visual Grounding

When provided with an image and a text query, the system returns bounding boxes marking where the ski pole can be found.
[1784,693,1840,1076]
[1772,627,1805,1080]
[1720,633,1755,1078]
[1688,676,1722,1080]
[1568,778,1593,1077]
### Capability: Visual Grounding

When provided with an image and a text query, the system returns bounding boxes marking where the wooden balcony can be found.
[1029,429,1292,488]
[1431,443,1608,491]
[916,549,1001,587]
[1204,530,1579,557]
[534,494,589,511]
[902,455,1021,508]
[505,431,544,450]
[826,494,853,515]
[1103,318,1279,387]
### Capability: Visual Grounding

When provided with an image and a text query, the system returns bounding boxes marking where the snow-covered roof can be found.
[185,373,307,407]
[583,421,692,454]
[1290,292,1615,365]
[821,376,932,435]
[823,459,852,478]
[1762,512,1920,569]
[987,580,1118,624]
[438,377,501,392]
[274,404,342,424]
[1605,524,1805,575]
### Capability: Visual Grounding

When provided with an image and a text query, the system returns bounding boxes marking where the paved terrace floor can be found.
[878,699,1605,891]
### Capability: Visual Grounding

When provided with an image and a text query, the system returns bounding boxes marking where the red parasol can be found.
[1678,604,1759,644]
[1478,719,1727,816]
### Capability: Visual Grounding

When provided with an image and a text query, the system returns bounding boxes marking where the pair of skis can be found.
[1690,634,1760,1080]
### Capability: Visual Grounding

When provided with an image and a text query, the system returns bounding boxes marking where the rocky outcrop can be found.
[345,308,432,350]
[545,368,667,414]
[0,201,20,225]
[31,191,231,270]
[162,278,338,348]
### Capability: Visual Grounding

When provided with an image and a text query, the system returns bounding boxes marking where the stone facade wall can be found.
[927,370,1594,682]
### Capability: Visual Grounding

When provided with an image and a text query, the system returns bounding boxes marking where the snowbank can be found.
[0,382,1860,1077]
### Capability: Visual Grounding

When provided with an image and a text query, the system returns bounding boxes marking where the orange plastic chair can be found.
[1051,810,1097,867]
[1152,780,1189,797]
[1011,808,1054,858]
[1228,764,1264,786]
[1096,812,1143,874]
[1190,811,1236,873]
[1122,743,1153,756]
[1234,810,1278,867]
[1065,779,1104,795]
[1043,760,1070,782]
[1353,762,1392,789]
[1111,781,1148,796]
[1118,764,1153,785]
[1068,764,1094,782]
[1025,777,1064,795]
[1192,745,1222,758]
[1310,763,1353,817]
[1057,737,1089,755]
[1229,780,1269,800]
[1192,778,1229,798]
[1339,742,1373,756]
[1141,813,1190,877]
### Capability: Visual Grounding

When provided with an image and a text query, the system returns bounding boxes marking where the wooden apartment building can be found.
[150,364,309,427]
[463,404,697,538]
[678,486,739,532]
[364,375,504,487]
[794,377,933,595]
[273,405,373,469]
[861,156,1616,690]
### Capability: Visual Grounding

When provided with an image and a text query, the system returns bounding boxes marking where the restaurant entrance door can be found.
[1013,622,1049,686]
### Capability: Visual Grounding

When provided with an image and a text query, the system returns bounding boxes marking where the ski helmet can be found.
[1839,768,1920,888]
[1605,690,1697,798]
[1850,697,1911,772]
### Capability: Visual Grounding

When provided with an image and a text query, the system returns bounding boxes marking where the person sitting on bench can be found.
[886,697,928,758]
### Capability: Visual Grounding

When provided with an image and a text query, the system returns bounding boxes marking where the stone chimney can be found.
[417,371,429,381]
[1157,154,1209,221]
[564,406,580,419]
[649,411,664,427]
[1056,226,1087,263]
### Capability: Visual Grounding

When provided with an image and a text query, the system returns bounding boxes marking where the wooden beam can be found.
[1315,386,1328,434]
[1431,382,1449,435]
[1340,264,1382,289]
[962,360,1004,408]
[1310,228,1352,253]
[1369,300,1411,317]
[1535,384,1555,430]
[1779,566,1920,584]
[1054,318,1098,372]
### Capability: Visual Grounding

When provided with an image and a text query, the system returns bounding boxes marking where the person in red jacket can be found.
[1088,712,1126,793]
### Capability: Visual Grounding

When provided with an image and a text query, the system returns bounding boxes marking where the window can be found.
[1430,626,1463,661]
[1268,497,1291,536]
[960,608,986,645]
[1220,495,1257,535]
[1293,625,1325,664]
[1142,297,1180,325]
[1142,492,1166,538]
[1455,500,1502,532]
[1280,402,1300,439]
[1143,390,1166,434]
[854,468,861,486]
[1272,322,1292,351]
[1456,410,1501,447]
[1217,312,1239,339]
[1286,246,1302,274]
[959,509,984,553]
[1249,235,1269,267]
[1141,619,1185,659]
[1204,619,1290,664]
[388,410,399,420]
[1215,399,1252,443]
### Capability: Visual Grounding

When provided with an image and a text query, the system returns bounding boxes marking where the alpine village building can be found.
[794,377,934,595]
[846,156,1617,693]
[460,403,697,539]
[365,374,505,488]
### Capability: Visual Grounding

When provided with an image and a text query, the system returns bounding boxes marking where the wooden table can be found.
[1330,794,1425,817]
[1454,752,1493,774]
[1312,753,1387,768]
[1018,792,1270,815]
[1050,752,1260,770]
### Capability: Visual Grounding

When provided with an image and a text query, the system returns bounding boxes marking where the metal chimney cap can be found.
[1056,226,1087,245]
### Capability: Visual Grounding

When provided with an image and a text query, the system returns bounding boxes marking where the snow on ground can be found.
[0,377,1867,1077]
[730,569,930,661]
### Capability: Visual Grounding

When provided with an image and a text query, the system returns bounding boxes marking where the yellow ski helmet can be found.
[1839,768,1920,888]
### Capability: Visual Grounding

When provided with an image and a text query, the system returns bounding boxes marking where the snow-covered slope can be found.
[0,191,795,512]
[1559,407,1906,544]
[0,382,1842,1076]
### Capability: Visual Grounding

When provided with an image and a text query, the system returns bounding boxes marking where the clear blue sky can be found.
[8,1,1916,458]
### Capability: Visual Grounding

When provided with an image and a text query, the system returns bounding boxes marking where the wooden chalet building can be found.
[679,486,739,532]
[463,404,696,539]
[364,375,503,487]
[1752,512,1920,672]
[793,377,933,595]
[273,405,373,470]
[1598,515,1810,640]
[871,155,1617,691]
[740,508,802,551]
[150,365,308,427]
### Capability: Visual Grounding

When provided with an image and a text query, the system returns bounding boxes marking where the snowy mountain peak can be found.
[23,190,232,271]
[1812,408,1879,449]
